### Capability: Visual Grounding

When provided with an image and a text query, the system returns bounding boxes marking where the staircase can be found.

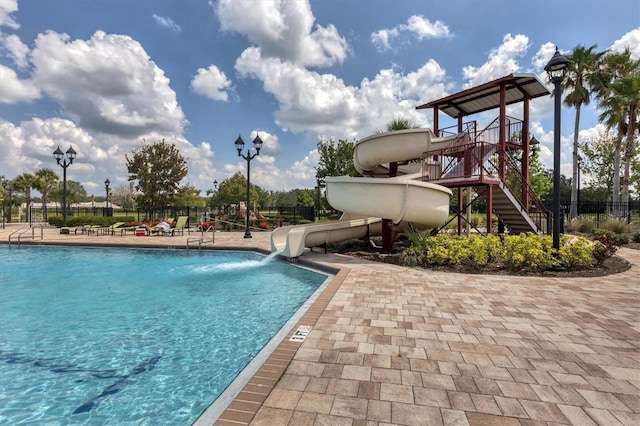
[474,182,542,235]
[423,118,547,236]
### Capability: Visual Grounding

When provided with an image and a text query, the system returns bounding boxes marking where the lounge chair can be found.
[101,222,126,235]
[170,216,189,236]
[149,218,175,236]
[60,225,87,235]
[85,225,104,235]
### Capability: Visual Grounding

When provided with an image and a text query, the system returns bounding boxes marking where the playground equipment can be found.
[271,73,551,258]
[271,129,456,258]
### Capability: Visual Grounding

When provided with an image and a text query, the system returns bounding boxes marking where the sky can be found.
[0,0,639,198]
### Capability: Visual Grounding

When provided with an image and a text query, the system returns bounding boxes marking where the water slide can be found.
[271,129,462,258]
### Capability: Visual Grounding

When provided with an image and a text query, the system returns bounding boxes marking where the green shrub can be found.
[559,236,594,269]
[501,233,557,271]
[399,231,616,273]
[405,228,431,248]
[404,233,505,270]
[423,234,465,265]
[633,232,640,243]
[47,214,136,228]
[399,246,425,267]
[468,234,504,268]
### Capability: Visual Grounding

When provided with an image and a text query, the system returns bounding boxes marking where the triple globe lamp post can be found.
[53,145,77,229]
[235,134,263,238]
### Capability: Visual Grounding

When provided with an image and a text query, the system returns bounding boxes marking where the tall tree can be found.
[611,56,640,204]
[110,183,137,209]
[13,173,36,222]
[581,128,618,198]
[126,139,188,212]
[594,49,639,209]
[34,168,59,221]
[315,138,359,181]
[174,184,206,208]
[49,180,87,213]
[214,172,259,211]
[563,44,606,218]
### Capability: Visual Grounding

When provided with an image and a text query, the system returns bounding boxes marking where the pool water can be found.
[0,246,328,425]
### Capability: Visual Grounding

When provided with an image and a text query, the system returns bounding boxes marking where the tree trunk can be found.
[570,105,580,219]
[621,107,637,207]
[612,123,623,206]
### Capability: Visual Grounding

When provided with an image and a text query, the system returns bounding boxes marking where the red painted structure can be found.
[415,73,551,236]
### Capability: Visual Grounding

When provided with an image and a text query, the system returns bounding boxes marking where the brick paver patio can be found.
[221,247,640,426]
[2,224,638,425]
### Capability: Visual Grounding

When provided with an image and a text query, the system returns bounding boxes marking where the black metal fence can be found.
[18,201,639,230]
[21,205,342,227]
[559,201,640,227]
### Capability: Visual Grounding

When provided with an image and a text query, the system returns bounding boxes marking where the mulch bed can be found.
[332,242,638,278]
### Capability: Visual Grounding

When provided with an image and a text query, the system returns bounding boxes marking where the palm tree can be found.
[13,173,36,223]
[616,71,640,205]
[34,168,59,221]
[595,49,639,209]
[563,44,606,218]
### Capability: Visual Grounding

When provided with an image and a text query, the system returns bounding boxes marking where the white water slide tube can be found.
[270,214,383,259]
[270,129,460,258]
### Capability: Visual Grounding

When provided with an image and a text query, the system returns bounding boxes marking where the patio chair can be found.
[149,218,174,236]
[101,222,126,235]
[169,216,189,236]
[85,225,104,235]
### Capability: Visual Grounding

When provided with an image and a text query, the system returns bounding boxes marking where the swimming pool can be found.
[0,245,329,425]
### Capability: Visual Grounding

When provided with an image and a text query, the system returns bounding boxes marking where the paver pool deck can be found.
[1,223,639,425]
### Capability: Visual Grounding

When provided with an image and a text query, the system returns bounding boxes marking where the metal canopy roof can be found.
[416,73,550,118]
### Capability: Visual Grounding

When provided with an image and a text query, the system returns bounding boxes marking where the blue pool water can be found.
[0,246,328,425]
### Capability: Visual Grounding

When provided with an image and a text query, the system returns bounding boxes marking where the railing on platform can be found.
[422,134,548,233]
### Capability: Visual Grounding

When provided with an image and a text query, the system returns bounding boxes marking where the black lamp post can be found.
[529,135,540,155]
[53,145,77,229]
[315,175,323,222]
[104,178,110,209]
[544,47,570,252]
[235,133,262,238]
[2,178,14,224]
[212,179,218,212]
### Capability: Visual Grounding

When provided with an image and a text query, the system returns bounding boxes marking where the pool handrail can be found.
[8,223,45,247]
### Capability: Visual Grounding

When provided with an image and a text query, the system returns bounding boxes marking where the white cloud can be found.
[235,47,449,141]
[250,130,282,156]
[609,27,640,59]
[0,0,19,29]
[370,28,398,52]
[405,15,451,40]
[190,65,233,101]
[226,147,319,191]
[1,33,29,67]
[531,42,557,71]
[462,33,530,88]
[30,30,186,137]
[0,64,40,103]
[371,15,451,52]
[216,0,348,67]
[152,14,181,32]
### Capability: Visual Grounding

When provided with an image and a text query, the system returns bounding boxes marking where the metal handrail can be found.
[423,139,548,231]
[8,223,45,247]
[186,215,215,250]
